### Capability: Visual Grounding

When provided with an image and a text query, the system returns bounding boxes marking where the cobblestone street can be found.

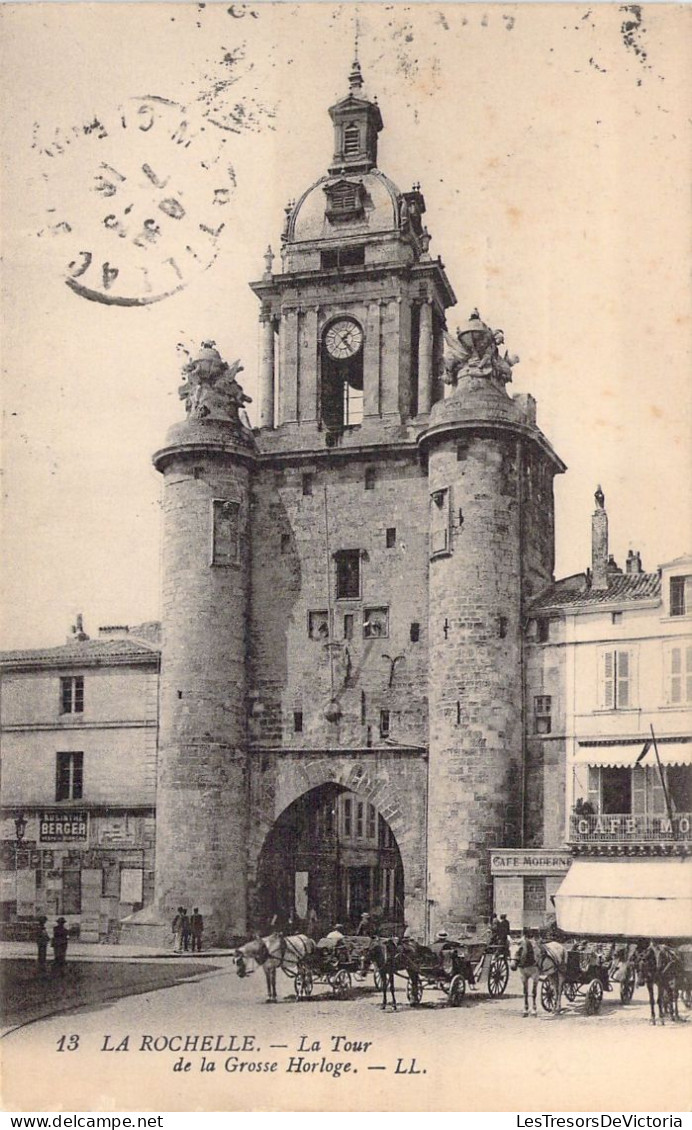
[2,957,690,1112]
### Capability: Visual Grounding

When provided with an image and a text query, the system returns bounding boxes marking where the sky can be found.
[1,2,690,649]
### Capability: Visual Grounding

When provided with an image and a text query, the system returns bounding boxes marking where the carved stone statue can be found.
[178,341,252,426]
[443,310,519,389]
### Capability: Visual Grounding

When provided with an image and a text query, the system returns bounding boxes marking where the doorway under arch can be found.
[254,782,404,936]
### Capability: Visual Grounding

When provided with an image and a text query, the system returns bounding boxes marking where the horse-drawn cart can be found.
[541,946,611,1015]
[403,939,509,1007]
[294,935,369,999]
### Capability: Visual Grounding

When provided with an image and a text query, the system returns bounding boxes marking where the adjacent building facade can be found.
[0,622,159,939]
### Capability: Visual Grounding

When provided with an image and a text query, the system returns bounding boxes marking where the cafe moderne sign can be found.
[39,811,88,843]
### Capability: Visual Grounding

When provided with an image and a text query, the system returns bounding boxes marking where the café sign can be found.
[490,849,572,875]
[40,811,88,843]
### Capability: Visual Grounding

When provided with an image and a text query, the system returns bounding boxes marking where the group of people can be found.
[35,915,69,973]
[172,907,204,953]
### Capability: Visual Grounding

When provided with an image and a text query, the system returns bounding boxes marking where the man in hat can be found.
[356,912,375,937]
[172,906,184,953]
[190,908,204,952]
[51,918,69,974]
[36,916,49,973]
[496,913,511,955]
[325,923,346,942]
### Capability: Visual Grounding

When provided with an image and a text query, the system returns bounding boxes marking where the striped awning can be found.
[574,741,692,768]
[554,857,692,938]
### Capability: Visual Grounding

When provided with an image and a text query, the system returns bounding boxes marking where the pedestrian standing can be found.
[172,906,184,953]
[496,913,511,954]
[181,908,191,952]
[51,917,69,974]
[190,908,204,952]
[36,915,49,973]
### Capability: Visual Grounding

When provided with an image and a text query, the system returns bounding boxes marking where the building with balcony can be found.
[513,490,692,936]
[0,619,160,940]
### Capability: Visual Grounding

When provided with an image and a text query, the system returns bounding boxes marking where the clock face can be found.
[324,319,364,360]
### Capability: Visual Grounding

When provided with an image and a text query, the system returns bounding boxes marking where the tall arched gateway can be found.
[255,783,404,935]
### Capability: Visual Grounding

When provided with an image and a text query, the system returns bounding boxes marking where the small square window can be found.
[281,533,290,554]
[308,610,330,640]
[379,709,390,738]
[293,711,303,733]
[611,611,623,625]
[336,550,360,600]
[410,622,420,643]
[456,442,468,461]
[364,607,389,639]
[302,473,313,497]
[343,613,354,640]
[365,468,376,491]
[386,527,396,548]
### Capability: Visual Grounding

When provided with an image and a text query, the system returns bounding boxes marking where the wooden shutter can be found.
[600,650,615,709]
[616,650,630,708]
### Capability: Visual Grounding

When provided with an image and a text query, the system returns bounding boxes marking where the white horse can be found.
[509,935,567,1017]
[234,932,315,1002]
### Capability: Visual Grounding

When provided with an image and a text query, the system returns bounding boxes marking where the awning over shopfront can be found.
[574,741,692,768]
[554,857,692,938]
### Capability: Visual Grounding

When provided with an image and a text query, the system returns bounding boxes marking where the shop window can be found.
[308,611,329,640]
[430,488,450,557]
[120,868,143,905]
[60,676,83,715]
[293,711,303,733]
[667,766,692,813]
[364,607,389,639]
[591,766,632,815]
[211,499,239,565]
[600,649,634,709]
[523,877,546,912]
[666,643,692,704]
[335,550,360,599]
[379,709,390,738]
[670,575,690,617]
[386,527,396,548]
[534,695,552,734]
[56,752,83,801]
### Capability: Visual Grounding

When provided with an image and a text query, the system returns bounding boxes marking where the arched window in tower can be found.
[321,317,364,430]
[344,123,360,156]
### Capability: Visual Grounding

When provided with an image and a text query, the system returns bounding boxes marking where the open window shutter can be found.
[668,646,682,705]
[648,765,666,816]
[616,649,630,708]
[686,645,692,704]
[632,766,646,815]
[587,766,600,811]
[600,650,614,709]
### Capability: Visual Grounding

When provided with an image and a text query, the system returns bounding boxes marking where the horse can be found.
[633,941,682,1025]
[234,932,315,1002]
[509,935,567,1017]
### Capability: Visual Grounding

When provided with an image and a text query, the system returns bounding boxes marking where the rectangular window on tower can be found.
[534,695,552,734]
[430,488,451,557]
[335,550,361,600]
[211,499,240,566]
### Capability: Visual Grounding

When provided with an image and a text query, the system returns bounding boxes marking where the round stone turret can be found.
[151,346,255,944]
[419,333,565,935]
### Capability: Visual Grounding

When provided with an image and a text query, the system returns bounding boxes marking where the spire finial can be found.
[349,16,364,93]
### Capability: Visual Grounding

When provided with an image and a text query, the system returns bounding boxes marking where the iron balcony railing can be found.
[569,812,692,843]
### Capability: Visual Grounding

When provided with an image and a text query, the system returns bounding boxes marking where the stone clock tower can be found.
[143,58,564,944]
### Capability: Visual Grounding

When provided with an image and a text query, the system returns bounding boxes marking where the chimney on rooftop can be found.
[591,486,609,591]
[626,549,643,575]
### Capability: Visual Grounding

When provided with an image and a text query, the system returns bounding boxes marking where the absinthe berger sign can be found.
[40,811,88,842]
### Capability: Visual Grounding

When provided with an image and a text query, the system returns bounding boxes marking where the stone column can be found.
[258,315,275,429]
[363,302,381,418]
[418,300,433,414]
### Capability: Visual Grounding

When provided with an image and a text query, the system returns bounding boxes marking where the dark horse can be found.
[633,941,682,1025]
[366,937,422,1010]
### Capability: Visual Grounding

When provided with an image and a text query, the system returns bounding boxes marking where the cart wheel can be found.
[373,966,384,991]
[682,987,692,1010]
[540,974,558,1013]
[563,980,577,1002]
[295,966,313,999]
[620,968,636,1004]
[585,978,603,1015]
[407,976,423,1006]
[487,954,509,997]
[449,974,466,1007]
[332,969,352,997]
